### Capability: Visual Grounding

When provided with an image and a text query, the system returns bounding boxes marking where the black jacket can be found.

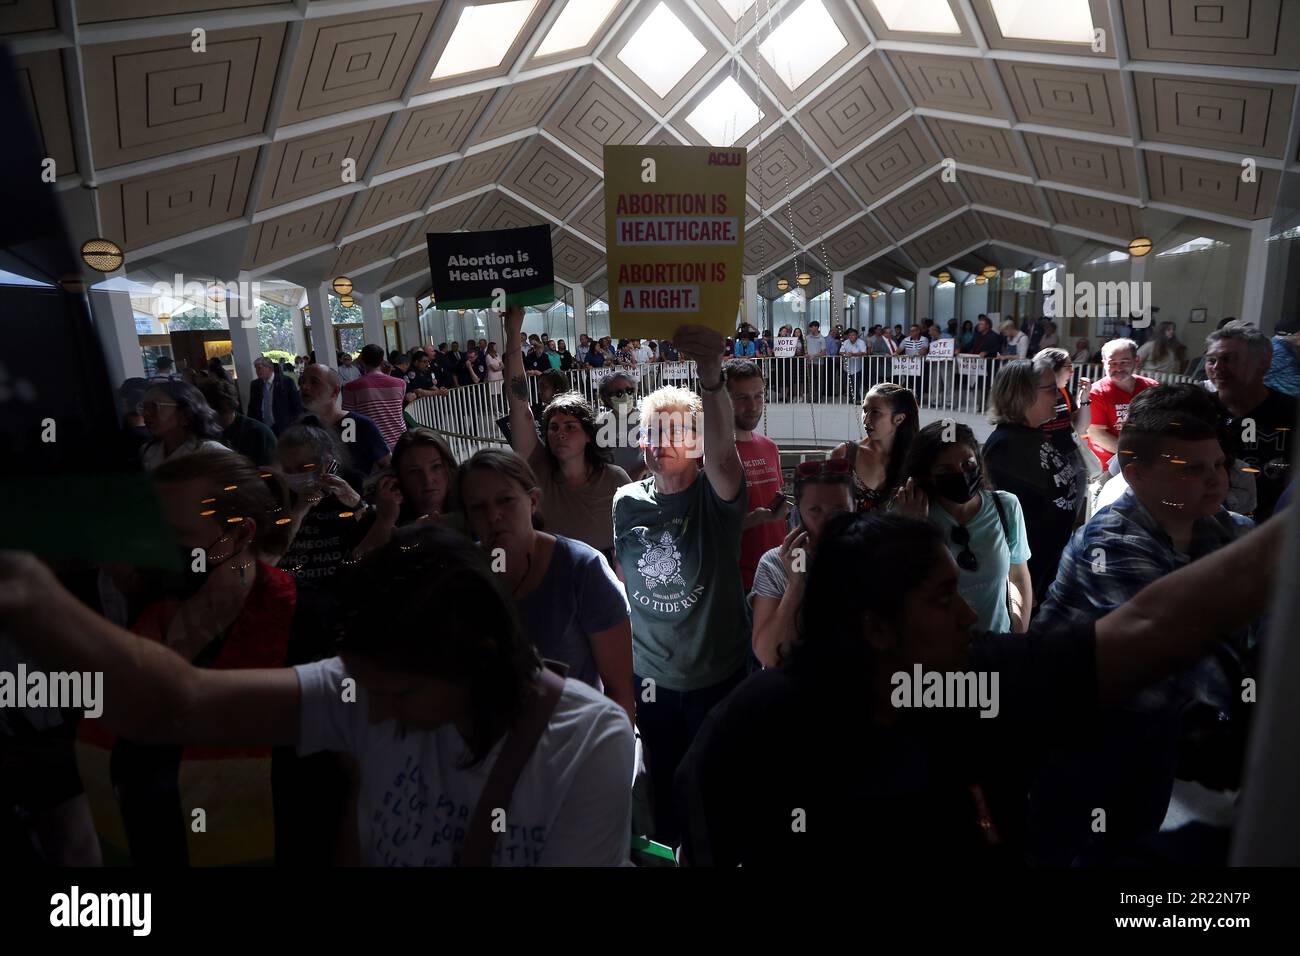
[248,372,304,435]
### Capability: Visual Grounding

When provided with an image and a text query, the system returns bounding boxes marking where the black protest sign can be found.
[425,224,555,310]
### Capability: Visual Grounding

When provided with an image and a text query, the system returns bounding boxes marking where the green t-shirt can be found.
[928,490,1030,633]
[613,471,749,692]
[223,413,278,466]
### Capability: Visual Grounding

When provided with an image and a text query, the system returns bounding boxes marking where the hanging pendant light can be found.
[981,265,998,279]
[339,294,355,309]
[796,272,811,287]
[776,278,790,292]
[937,270,951,284]
[1128,237,1152,257]
[80,238,124,272]
[332,276,354,296]
[975,275,987,285]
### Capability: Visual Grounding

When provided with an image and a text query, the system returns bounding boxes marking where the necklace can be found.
[511,550,533,597]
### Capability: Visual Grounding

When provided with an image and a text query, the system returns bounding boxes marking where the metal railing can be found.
[407,356,1195,459]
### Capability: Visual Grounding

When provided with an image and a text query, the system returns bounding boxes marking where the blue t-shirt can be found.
[928,490,1030,632]
[338,411,389,477]
[518,536,630,689]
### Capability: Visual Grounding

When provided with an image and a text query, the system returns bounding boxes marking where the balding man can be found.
[298,363,391,476]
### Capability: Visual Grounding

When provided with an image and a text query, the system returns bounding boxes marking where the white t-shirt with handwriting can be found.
[295,656,634,866]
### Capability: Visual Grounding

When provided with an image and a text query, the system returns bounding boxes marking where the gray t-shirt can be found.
[613,472,749,692]
[518,535,630,689]
[749,546,789,604]
[294,656,634,866]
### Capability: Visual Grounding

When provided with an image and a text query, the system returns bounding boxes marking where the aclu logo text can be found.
[1044,273,1152,328]
[149,274,262,328]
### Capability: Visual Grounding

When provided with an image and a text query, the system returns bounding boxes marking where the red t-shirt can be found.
[1086,374,1159,470]
[737,434,785,591]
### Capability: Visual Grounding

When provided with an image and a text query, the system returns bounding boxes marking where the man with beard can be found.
[297,363,391,477]
[726,361,789,592]
[1086,338,1159,472]
[1205,320,1297,520]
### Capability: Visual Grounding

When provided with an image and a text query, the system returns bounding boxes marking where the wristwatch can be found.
[699,375,725,393]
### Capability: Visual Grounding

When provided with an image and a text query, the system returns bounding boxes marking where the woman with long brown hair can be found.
[828,382,919,512]
[1136,320,1188,375]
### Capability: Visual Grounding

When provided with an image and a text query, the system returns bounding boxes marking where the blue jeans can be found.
[635,668,746,848]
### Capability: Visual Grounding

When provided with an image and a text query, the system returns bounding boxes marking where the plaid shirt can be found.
[1037,487,1256,713]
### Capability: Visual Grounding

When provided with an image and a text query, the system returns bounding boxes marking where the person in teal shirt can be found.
[613,325,748,848]
[896,422,1033,633]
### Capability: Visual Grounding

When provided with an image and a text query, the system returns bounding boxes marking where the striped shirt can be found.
[341,371,407,449]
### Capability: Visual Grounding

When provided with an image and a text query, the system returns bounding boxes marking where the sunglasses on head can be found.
[950,525,978,572]
[796,458,852,478]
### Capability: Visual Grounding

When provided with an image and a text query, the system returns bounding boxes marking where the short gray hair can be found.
[1101,337,1137,363]
[1207,320,1272,365]
[987,360,1042,426]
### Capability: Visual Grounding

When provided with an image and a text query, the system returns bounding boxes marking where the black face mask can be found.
[930,467,983,504]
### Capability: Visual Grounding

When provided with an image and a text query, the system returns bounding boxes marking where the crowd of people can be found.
[2,303,1296,868]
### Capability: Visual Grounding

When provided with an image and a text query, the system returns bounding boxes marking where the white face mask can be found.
[285,472,316,493]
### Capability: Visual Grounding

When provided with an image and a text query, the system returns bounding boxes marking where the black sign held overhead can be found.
[425,224,555,310]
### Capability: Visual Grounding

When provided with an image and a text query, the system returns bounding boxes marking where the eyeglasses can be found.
[141,401,177,413]
[796,458,852,478]
[950,525,978,572]
[610,388,636,398]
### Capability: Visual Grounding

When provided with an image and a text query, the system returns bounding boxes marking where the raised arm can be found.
[1094,508,1287,706]
[0,552,300,747]
[675,324,743,502]
[502,304,540,461]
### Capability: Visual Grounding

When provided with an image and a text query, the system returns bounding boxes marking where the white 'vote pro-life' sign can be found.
[927,338,954,358]
[892,356,923,377]
[588,366,621,386]
[774,336,799,358]
[658,361,693,379]
[958,354,987,377]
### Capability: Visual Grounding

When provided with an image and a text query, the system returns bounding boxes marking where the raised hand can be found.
[891,478,930,520]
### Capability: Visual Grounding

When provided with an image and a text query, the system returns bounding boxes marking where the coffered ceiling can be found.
[4,0,1300,306]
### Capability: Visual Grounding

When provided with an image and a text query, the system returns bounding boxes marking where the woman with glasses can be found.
[503,306,631,558]
[138,379,229,471]
[750,458,855,667]
[828,382,919,512]
[597,373,647,482]
[897,422,1032,633]
[982,360,1085,606]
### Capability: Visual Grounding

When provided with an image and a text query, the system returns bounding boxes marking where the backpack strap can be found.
[459,661,568,867]
[989,490,1012,546]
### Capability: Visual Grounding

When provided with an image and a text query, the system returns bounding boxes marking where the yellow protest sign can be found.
[603,145,746,338]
